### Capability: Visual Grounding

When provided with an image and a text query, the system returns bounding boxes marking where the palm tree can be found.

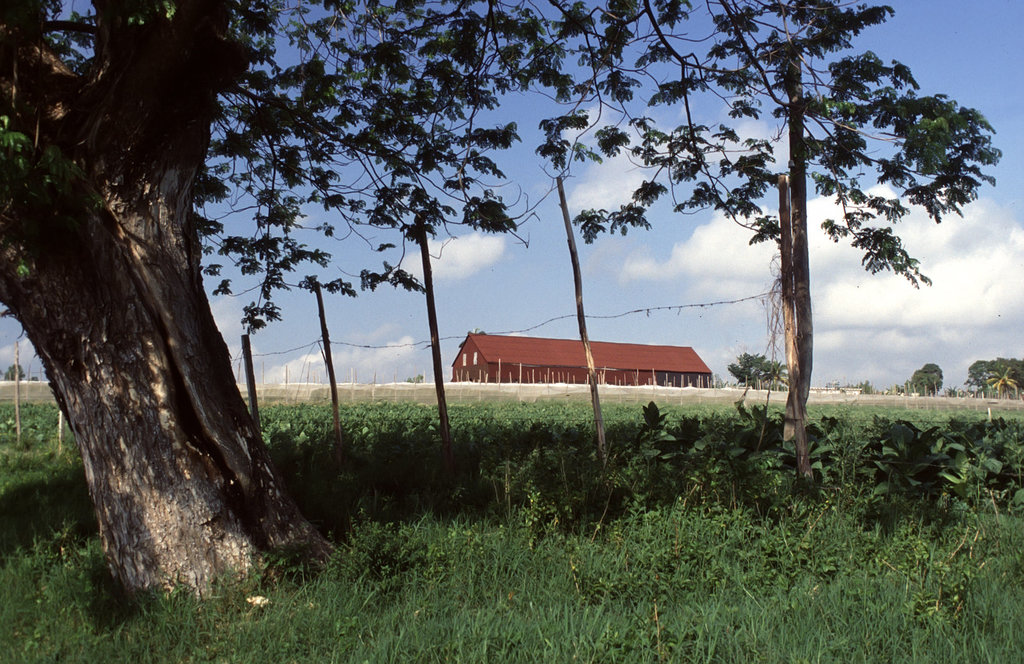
[764,360,789,392]
[987,368,1019,399]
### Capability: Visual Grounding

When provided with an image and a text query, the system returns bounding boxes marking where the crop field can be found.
[2,401,1024,662]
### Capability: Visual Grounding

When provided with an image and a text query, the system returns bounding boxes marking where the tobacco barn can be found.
[451,333,713,387]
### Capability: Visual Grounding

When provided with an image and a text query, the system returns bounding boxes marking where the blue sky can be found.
[3,1,1023,391]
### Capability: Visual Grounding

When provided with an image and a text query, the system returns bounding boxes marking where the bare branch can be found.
[42,20,98,36]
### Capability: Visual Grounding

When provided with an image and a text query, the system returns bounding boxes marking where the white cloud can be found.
[610,192,1024,388]
[566,153,649,213]
[810,197,1024,332]
[260,336,423,384]
[618,213,775,296]
[406,232,507,282]
[209,296,243,335]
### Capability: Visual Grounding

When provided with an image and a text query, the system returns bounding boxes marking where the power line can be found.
[329,292,772,352]
[237,291,770,359]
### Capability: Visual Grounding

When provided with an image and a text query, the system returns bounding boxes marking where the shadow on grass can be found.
[0,461,97,559]
[0,463,169,633]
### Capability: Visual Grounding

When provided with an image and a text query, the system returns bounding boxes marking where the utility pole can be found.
[557,176,607,465]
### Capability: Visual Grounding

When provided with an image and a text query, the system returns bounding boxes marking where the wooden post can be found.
[416,225,454,473]
[557,176,607,465]
[57,408,64,456]
[313,282,345,466]
[241,334,261,437]
[14,340,21,444]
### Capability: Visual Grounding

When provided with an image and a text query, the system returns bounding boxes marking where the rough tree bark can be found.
[781,58,814,480]
[0,3,330,593]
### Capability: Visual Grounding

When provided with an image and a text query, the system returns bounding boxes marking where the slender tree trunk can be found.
[779,175,798,437]
[783,58,814,479]
[0,4,330,592]
[556,177,607,465]
[14,340,21,444]
[313,282,345,467]
[416,227,455,473]
[241,333,261,437]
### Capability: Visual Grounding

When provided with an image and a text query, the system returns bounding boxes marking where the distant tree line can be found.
[727,356,1022,399]
[728,353,885,393]
[905,363,943,396]
[727,353,787,390]
[967,358,1023,398]
[3,364,40,382]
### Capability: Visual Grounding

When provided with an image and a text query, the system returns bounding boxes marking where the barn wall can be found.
[452,362,712,387]
[450,337,489,381]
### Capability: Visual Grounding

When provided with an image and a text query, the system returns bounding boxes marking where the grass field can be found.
[2,401,1023,662]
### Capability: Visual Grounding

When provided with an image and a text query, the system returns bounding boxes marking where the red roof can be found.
[455,334,711,374]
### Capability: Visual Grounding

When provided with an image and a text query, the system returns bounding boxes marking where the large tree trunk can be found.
[0,4,330,593]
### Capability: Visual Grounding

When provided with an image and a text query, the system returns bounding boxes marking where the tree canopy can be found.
[967,358,1024,394]
[727,352,785,389]
[539,1,999,262]
[3,363,24,381]
[0,0,576,593]
[0,0,1002,592]
[532,0,998,477]
[908,363,943,395]
[197,0,573,327]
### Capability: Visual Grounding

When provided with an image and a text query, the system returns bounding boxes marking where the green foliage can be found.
[539,0,999,286]
[0,115,94,254]
[4,402,1024,660]
[964,357,1024,393]
[855,380,876,395]
[969,359,1024,398]
[3,364,25,381]
[198,0,568,328]
[726,352,786,388]
[3,494,1023,661]
[909,362,944,395]
[5,0,576,328]
[255,401,1024,538]
[0,404,90,557]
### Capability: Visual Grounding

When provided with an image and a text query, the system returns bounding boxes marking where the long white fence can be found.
[4,380,1020,413]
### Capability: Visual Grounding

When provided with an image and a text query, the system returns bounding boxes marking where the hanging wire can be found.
[230,286,770,358]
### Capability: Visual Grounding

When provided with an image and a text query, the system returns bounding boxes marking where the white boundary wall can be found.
[2,380,1021,413]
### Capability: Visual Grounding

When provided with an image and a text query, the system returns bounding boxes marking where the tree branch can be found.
[43,20,98,36]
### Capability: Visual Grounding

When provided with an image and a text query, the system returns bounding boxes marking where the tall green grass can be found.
[2,402,1023,662]
[3,505,1022,662]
